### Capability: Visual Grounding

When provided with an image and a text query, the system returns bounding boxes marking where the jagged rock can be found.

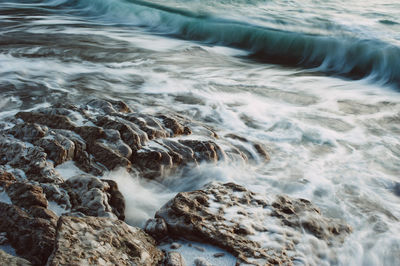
[164,251,186,266]
[0,170,16,184]
[0,250,32,266]
[0,135,62,183]
[145,217,169,240]
[40,183,71,209]
[6,182,48,209]
[46,216,163,266]
[7,123,47,143]
[149,182,352,265]
[63,174,125,219]
[16,112,76,130]
[2,100,269,179]
[0,202,56,265]
[34,134,75,166]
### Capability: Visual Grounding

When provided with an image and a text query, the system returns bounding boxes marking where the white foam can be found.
[159,239,236,266]
[103,168,174,227]
[55,161,85,180]
[48,201,67,216]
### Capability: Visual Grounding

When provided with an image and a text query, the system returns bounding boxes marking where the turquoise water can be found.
[1,0,400,265]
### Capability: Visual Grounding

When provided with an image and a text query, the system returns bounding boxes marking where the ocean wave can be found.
[27,0,400,88]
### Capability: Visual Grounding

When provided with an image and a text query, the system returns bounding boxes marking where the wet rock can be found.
[102,179,126,220]
[16,112,76,130]
[151,182,352,265]
[34,134,75,166]
[88,141,131,170]
[0,202,56,265]
[64,174,125,219]
[170,242,182,249]
[145,217,169,240]
[47,216,163,266]
[0,170,16,184]
[271,195,351,241]
[164,251,186,266]
[0,232,8,245]
[40,183,71,209]
[0,135,62,183]
[0,250,32,266]
[1,99,268,179]
[6,182,48,209]
[7,123,47,143]
[194,257,212,266]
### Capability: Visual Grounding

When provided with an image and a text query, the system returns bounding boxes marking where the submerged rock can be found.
[47,216,163,266]
[148,182,352,265]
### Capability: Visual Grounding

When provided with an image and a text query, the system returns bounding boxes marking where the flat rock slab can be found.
[47,216,163,266]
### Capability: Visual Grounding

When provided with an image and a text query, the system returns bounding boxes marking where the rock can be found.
[194,257,212,266]
[193,246,205,252]
[63,174,125,219]
[16,112,76,130]
[0,202,56,265]
[47,216,163,266]
[102,179,126,220]
[34,134,75,166]
[213,253,225,258]
[164,251,186,266]
[151,182,352,265]
[144,217,168,240]
[0,250,32,266]
[6,182,48,209]
[170,242,182,249]
[2,99,266,180]
[0,135,62,183]
[0,170,16,184]
[0,232,8,245]
[7,123,47,143]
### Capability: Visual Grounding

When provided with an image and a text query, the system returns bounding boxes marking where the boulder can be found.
[46,216,163,266]
[149,182,352,265]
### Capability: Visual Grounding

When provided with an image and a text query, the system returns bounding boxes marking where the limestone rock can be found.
[2,100,267,180]
[6,182,48,209]
[46,216,163,266]
[0,250,32,266]
[64,174,125,219]
[0,202,56,265]
[164,251,186,266]
[151,182,352,265]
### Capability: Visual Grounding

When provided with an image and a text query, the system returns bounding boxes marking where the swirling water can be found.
[1,0,400,265]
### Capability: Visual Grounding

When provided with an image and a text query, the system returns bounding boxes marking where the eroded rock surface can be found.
[147,182,352,265]
[0,202,56,265]
[1,99,269,181]
[0,250,32,266]
[47,216,163,266]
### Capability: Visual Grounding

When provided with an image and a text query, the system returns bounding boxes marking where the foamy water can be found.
[1,0,400,265]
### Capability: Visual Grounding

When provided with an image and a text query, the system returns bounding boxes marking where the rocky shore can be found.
[0,99,351,265]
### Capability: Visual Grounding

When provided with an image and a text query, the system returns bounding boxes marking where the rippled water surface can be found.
[1,0,400,265]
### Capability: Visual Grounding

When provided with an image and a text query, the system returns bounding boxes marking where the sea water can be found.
[0,0,399,265]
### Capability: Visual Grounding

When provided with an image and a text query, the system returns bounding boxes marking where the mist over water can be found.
[1,0,400,265]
